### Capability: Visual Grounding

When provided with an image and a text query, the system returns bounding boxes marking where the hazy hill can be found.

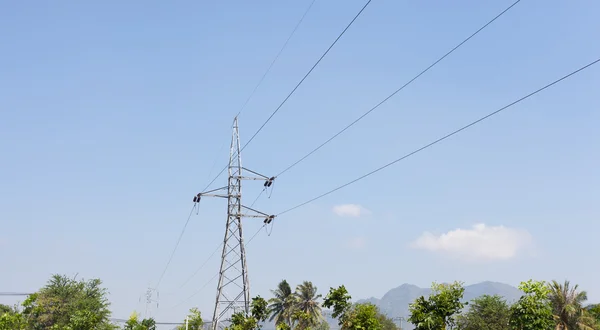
[258,281,522,329]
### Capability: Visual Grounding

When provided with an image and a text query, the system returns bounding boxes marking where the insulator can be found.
[193,193,201,203]
[264,176,276,187]
[265,215,275,224]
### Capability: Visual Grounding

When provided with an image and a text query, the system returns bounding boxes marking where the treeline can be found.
[2,275,600,330]
[228,279,600,330]
[0,274,202,330]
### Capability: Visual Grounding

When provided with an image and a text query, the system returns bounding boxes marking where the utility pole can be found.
[193,117,274,330]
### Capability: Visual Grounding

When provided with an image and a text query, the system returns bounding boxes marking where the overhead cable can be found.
[202,0,374,192]
[277,57,600,216]
[236,0,319,119]
[168,223,268,309]
[153,203,198,289]
[275,0,522,178]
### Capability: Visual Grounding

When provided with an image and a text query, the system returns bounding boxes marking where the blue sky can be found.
[1,0,599,325]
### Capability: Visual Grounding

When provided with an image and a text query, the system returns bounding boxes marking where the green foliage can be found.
[589,304,600,320]
[323,285,352,326]
[176,307,204,330]
[376,312,398,330]
[343,303,383,330]
[292,309,316,330]
[323,286,393,330]
[294,281,324,328]
[408,281,466,330]
[508,279,553,330]
[0,304,15,315]
[225,296,270,330]
[0,311,26,330]
[123,311,156,330]
[276,323,292,330]
[455,294,510,330]
[315,319,331,330]
[227,312,259,330]
[252,295,269,324]
[269,280,323,329]
[547,280,596,330]
[269,280,295,326]
[20,274,114,330]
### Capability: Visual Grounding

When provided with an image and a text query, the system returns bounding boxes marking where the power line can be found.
[153,203,198,289]
[242,0,373,151]
[202,0,374,192]
[0,292,32,296]
[176,185,270,291]
[177,243,222,290]
[154,2,321,291]
[277,57,600,216]
[275,0,522,178]
[235,0,319,119]
[169,223,268,309]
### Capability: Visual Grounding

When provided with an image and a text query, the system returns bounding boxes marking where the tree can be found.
[252,295,269,326]
[177,308,203,330]
[0,308,25,330]
[123,311,156,330]
[315,319,331,330]
[408,281,466,330]
[323,285,352,328]
[269,280,296,327]
[376,312,399,330]
[0,305,15,315]
[323,285,393,330]
[456,294,510,330]
[226,296,269,330]
[343,303,383,330]
[509,280,553,330]
[276,323,292,330]
[20,274,115,330]
[588,304,600,321]
[294,281,324,328]
[547,280,596,330]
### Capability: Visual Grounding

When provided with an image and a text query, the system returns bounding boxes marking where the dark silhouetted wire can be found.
[241,0,373,152]
[236,0,319,118]
[277,57,600,216]
[153,203,197,289]
[275,0,522,177]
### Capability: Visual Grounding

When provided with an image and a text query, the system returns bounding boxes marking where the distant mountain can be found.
[257,281,522,330]
[356,281,522,328]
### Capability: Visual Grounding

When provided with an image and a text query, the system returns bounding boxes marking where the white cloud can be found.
[332,204,370,218]
[410,223,533,261]
[346,237,367,249]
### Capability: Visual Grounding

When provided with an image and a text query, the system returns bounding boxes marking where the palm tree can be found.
[548,280,596,330]
[293,281,323,328]
[268,280,295,326]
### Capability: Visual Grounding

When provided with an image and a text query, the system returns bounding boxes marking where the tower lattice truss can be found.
[192,117,274,330]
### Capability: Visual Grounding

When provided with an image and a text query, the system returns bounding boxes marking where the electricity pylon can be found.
[193,117,274,330]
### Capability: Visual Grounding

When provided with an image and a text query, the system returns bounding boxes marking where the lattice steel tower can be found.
[193,117,274,330]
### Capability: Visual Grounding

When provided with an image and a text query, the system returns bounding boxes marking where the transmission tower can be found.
[140,288,159,319]
[193,117,274,330]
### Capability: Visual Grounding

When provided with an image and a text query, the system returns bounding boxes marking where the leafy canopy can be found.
[408,281,466,330]
[508,279,554,330]
[456,294,510,330]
